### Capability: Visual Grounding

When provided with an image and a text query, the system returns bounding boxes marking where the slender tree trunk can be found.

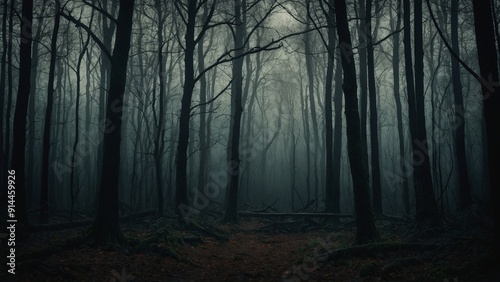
[304,4,320,203]
[175,0,196,218]
[334,0,379,244]
[450,1,471,209]
[223,0,245,223]
[153,0,167,216]
[40,2,61,223]
[366,0,382,215]
[391,0,410,215]
[27,0,48,206]
[356,0,370,181]
[324,0,337,213]
[0,0,8,199]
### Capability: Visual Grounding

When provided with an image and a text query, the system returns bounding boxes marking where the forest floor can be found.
[3,208,500,281]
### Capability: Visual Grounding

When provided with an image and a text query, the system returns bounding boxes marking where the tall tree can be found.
[11,0,33,226]
[324,0,338,213]
[334,0,379,244]
[40,0,61,223]
[0,0,8,197]
[403,0,439,225]
[304,2,320,202]
[153,0,167,216]
[450,1,471,209]
[366,0,382,215]
[390,0,410,215]
[223,0,246,224]
[86,0,135,246]
[472,0,500,257]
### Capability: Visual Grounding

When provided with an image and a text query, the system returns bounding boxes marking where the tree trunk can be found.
[413,0,439,225]
[175,0,196,218]
[334,0,379,244]
[366,0,382,215]
[450,1,471,209]
[223,0,246,223]
[40,1,61,223]
[324,0,337,213]
[11,0,33,226]
[89,0,135,246]
[391,0,410,215]
[0,0,8,199]
[472,0,500,257]
[304,3,320,203]
[403,0,439,225]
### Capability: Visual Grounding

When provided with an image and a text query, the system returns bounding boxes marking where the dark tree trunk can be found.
[96,0,117,205]
[70,16,92,222]
[11,0,33,226]
[304,3,320,203]
[27,0,48,206]
[153,0,166,216]
[324,0,337,213]
[175,0,196,218]
[413,0,439,225]
[366,0,382,215]
[334,0,379,244]
[391,0,410,215]
[197,5,209,193]
[403,0,439,225]
[0,0,8,198]
[356,0,370,181]
[89,0,135,246]
[40,1,61,223]
[472,0,500,257]
[450,1,471,209]
[223,0,246,223]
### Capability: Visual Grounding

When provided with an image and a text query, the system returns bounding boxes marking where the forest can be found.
[0,0,499,281]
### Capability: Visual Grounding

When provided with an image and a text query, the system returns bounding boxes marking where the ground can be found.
[2,211,499,281]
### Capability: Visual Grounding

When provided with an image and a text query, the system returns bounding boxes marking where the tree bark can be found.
[450,1,471,209]
[472,0,500,257]
[366,0,382,215]
[40,1,61,223]
[334,0,379,244]
[89,0,135,246]
[11,0,33,226]
[391,0,410,215]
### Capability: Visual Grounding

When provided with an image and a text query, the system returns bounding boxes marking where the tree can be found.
[11,0,33,226]
[472,0,500,257]
[40,0,61,223]
[324,0,336,213]
[366,0,383,215]
[403,0,439,226]
[81,0,135,246]
[390,0,410,215]
[450,0,471,210]
[334,0,379,244]
[223,0,246,223]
